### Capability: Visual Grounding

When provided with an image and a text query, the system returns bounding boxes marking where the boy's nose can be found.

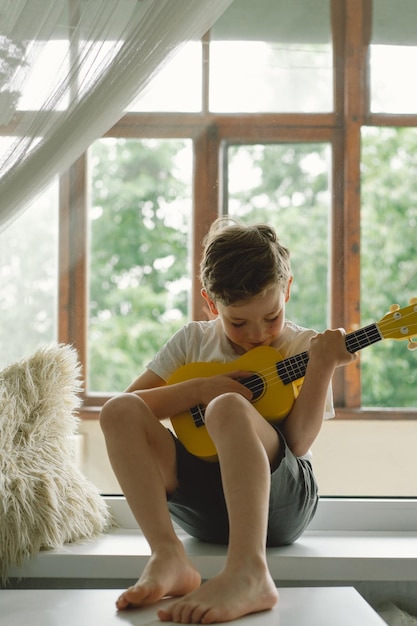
[248,326,265,342]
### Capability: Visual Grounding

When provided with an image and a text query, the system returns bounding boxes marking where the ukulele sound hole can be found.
[240,373,265,401]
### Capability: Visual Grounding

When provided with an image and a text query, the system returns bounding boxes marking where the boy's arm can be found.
[281,328,356,458]
[125,368,252,421]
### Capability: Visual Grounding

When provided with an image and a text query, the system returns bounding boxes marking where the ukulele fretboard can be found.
[276,322,383,386]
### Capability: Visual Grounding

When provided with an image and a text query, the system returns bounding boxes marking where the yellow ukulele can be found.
[168,301,417,459]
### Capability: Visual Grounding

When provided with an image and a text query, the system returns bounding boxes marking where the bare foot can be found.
[157,561,278,624]
[116,546,201,611]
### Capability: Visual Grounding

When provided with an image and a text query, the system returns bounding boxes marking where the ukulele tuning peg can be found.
[389,303,400,312]
[408,339,417,351]
[410,297,417,306]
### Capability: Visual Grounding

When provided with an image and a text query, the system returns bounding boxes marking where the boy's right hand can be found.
[198,370,253,406]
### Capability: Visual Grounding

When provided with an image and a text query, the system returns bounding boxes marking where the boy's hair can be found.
[200,217,291,305]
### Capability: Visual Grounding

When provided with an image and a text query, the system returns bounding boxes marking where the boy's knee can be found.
[99,393,137,432]
[205,392,247,428]
[208,391,247,411]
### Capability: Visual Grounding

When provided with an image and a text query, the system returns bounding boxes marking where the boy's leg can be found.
[100,393,201,609]
[158,392,279,624]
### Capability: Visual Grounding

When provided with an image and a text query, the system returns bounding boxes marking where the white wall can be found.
[312,419,417,496]
[77,418,417,497]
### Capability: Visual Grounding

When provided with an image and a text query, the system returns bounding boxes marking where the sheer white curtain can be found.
[0,0,233,231]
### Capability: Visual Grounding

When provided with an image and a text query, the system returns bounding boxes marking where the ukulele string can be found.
[191,368,295,421]
[239,321,383,397]
[191,360,303,419]
[240,309,417,399]
[192,307,417,419]
[240,355,309,398]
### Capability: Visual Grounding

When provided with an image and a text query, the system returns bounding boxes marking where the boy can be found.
[100,218,356,624]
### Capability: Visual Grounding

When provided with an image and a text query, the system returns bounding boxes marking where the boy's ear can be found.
[201,289,219,315]
[285,276,293,302]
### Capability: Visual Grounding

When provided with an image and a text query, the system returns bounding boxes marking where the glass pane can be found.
[88,138,193,393]
[371,0,417,113]
[226,143,331,331]
[18,41,69,111]
[361,127,417,407]
[0,182,59,367]
[370,45,417,114]
[128,42,202,112]
[210,0,332,113]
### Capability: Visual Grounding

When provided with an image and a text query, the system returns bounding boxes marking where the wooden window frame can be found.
[57,0,417,421]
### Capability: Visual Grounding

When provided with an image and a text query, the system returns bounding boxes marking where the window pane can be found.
[361,127,417,407]
[88,138,192,393]
[225,143,331,331]
[210,0,332,113]
[18,41,69,111]
[371,0,417,113]
[127,42,202,112]
[370,45,417,114]
[0,182,58,367]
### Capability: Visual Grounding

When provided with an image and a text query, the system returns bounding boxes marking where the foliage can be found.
[226,136,417,407]
[89,140,332,391]
[360,127,417,406]
[2,131,416,406]
[0,185,57,368]
[226,142,330,331]
[88,138,191,391]
[82,129,417,406]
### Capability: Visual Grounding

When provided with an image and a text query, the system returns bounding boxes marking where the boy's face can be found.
[202,282,291,355]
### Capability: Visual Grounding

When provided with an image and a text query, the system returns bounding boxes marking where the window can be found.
[4,0,417,497]
[361,127,417,407]
[209,0,333,113]
[226,142,331,332]
[88,138,193,393]
[128,42,203,113]
[0,182,59,368]
[370,0,417,114]
[18,41,70,111]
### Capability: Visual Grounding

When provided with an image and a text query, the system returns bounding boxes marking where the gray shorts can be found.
[167,427,318,547]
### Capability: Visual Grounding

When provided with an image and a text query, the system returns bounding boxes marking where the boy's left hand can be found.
[308,328,357,371]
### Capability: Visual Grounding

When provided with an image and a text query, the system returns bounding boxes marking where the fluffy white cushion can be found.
[0,344,112,581]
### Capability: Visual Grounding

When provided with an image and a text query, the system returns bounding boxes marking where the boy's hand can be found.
[308,328,357,371]
[198,370,253,406]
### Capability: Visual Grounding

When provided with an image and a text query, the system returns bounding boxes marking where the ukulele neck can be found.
[276,322,382,385]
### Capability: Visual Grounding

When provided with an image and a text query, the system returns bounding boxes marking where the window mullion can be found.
[58,155,88,396]
[341,0,369,407]
[202,31,210,115]
[330,0,346,405]
[192,126,221,320]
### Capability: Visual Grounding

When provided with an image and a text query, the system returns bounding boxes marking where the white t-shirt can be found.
[147,317,334,421]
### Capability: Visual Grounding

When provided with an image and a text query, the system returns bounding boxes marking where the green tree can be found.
[227,142,330,331]
[88,133,417,407]
[225,137,417,407]
[0,185,58,368]
[88,138,191,392]
[360,127,417,407]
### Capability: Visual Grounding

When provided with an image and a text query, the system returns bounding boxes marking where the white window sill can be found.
[7,498,417,584]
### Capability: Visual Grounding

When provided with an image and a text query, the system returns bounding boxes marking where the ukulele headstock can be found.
[377,298,417,350]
